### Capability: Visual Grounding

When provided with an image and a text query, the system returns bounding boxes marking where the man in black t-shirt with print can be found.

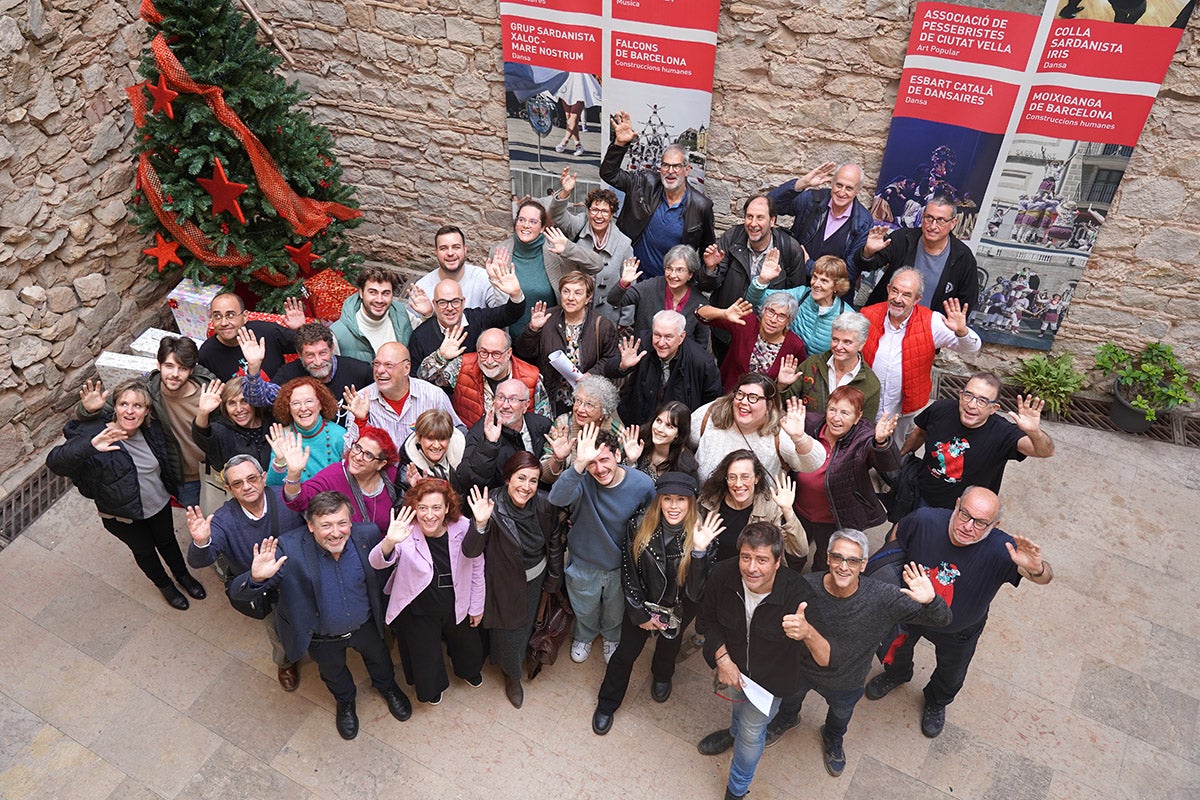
[864,487,1053,738]
[902,371,1054,509]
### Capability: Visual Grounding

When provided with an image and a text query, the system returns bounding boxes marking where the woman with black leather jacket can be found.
[47,379,207,610]
[590,472,723,735]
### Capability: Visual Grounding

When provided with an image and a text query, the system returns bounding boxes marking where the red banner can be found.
[610,32,716,93]
[896,70,1021,135]
[907,2,1039,70]
[503,17,602,72]
[1037,19,1182,81]
[612,0,720,31]
[1018,87,1156,146]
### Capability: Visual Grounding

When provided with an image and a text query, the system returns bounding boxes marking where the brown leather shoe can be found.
[277,663,300,692]
[504,675,524,709]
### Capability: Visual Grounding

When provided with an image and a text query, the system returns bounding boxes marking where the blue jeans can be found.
[776,681,865,742]
[564,561,623,644]
[728,693,782,797]
[175,480,201,508]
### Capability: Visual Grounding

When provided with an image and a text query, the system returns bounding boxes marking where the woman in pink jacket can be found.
[369,478,485,705]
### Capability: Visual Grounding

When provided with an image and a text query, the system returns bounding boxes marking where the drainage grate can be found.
[935,371,1191,446]
[0,466,74,550]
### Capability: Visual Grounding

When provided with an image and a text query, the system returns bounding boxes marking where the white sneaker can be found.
[602,640,619,663]
[571,640,592,663]
[573,145,585,157]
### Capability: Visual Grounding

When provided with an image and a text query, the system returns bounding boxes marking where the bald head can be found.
[373,341,411,399]
[494,378,530,428]
[830,164,864,215]
[433,279,466,327]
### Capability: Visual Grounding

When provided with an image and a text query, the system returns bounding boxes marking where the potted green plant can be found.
[1011,353,1085,418]
[1094,341,1200,432]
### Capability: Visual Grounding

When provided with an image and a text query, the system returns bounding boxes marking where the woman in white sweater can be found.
[688,372,824,483]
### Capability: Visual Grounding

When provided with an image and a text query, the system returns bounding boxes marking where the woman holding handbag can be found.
[462,452,566,709]
[590,472,723,735]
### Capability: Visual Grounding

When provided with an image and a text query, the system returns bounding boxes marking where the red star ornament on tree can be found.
[145,74,179,119]
[197,157,249,224]
[285,240,321,276]
[144,232,183,272]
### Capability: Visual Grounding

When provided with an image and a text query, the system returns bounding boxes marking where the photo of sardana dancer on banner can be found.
[869,0,1193,350]
[502,12,604,200]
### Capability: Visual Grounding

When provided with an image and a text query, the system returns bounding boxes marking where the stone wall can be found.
[3,0,1198,489]
[0,0,173,491]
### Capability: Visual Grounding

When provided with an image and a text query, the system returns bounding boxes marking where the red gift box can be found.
[304,269,357,322]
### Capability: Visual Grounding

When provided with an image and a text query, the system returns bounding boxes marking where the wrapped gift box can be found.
[130,327,204,358]
[304,269,357,321]
[96,351,157,387]
[168,278,223,340]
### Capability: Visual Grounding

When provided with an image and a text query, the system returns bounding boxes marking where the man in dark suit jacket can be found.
[407,270,526,368]
[617,311,722,427]
[458,378,553,489]
[229,491,411,740]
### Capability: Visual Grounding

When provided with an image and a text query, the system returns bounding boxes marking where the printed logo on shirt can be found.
[928,561,961,605]
[930,437,970,482]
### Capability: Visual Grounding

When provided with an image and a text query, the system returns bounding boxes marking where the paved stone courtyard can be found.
[0,421,1197,799]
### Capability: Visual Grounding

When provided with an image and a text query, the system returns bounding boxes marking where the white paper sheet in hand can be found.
[739,674,776,717]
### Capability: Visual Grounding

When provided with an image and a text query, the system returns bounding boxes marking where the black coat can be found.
[462,492,564,629]
[191,411,275,471]
[458,412,553,489]
[617,336,722,427]
[47,417,179,519]
[409,300,525,369]
[621,516,712,626]
[863,227,979,313]
[697,226,808,312]
[599,140,715,253]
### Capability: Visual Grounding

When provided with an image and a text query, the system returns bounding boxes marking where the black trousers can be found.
[393,606,484,702]
[101,505,189,588]
[307,618,398,703]
[596,601,695,715]
[487,572,545,681]
[882,617,988,707]
[797,514,837,574]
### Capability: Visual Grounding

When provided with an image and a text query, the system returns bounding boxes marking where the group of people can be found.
[48,115,1059,799]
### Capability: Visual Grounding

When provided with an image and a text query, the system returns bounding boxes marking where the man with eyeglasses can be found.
[342,341,464,453]
[764,528,949,774]
[418,327,550,427]
[541,168,635,326]
[767,162,873,298]
[184,454,306,690]
[600,110,715,278]
[861,195,979,313]
[460,379,554,490]
[902,371,1054,510]
[615,310,722,427]
[406,255,527,370]
[866,486,1053,738]
[199,292,305,380]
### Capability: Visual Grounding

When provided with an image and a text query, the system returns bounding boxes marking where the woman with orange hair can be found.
[264,377,345,487]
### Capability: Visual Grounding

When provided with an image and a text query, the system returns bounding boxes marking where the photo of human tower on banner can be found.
[500,0,720,204]
[872,0,1193,350]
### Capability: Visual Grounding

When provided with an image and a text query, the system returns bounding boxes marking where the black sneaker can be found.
[921,702,946,738]
[698,728,735,756]
[764,715,799,748]
[465,674,483,688]
[820,725,845,776]
[864,672,907,701]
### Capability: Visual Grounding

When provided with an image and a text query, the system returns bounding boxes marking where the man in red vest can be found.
[860,268,980,440]
[418,327,550,427]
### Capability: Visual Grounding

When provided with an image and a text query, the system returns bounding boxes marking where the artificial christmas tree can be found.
[127,0,363,312]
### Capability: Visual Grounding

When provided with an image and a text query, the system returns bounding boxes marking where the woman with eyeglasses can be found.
[541,374,623,483]
[275,424,399,538]
[397,409,466,496]
[263,377,346,487]
[515,271,622,417]
[744,254,852,355]
[496,199,601,337]
[698,449,806,566]
[607,244,709,346]
[688,372,825,483]
[795,386,900,571]
[696,292,808,392]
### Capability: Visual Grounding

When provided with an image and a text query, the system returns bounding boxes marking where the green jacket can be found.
[784,350,881,422]
[329,293,413,362]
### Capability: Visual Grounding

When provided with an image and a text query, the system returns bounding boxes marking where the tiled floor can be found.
[1,421,1198,799]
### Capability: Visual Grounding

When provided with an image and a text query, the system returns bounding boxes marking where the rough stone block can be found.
[0,188,41,228]
[72,273,106,303]
[91,198,126,227]
[1134,227,1200,263]
[9,335,52,369]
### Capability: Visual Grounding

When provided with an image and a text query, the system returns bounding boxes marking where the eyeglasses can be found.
[289,398,317,409]
[726,474,755,486]
[434,297,465,309]
[761,306,789,320]
[495,393,527,406]
[959,390,998,408]
[956,506,995,531]
[659,162,686,172]
[923,215,956,226]
[477,348,509,361]
[573,398,600,412]
[372,359,410,370]
[828,552,867,567]
[226,475,264,490]
[733,391,766,405]
[350,442,387,462]
[210,310,243,321]
[588,206,613,217]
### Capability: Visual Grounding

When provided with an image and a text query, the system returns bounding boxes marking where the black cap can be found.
[655,471,697,497]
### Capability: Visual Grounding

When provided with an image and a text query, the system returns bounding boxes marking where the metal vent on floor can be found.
[0,466,73,550]
[934,371,1192,447]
